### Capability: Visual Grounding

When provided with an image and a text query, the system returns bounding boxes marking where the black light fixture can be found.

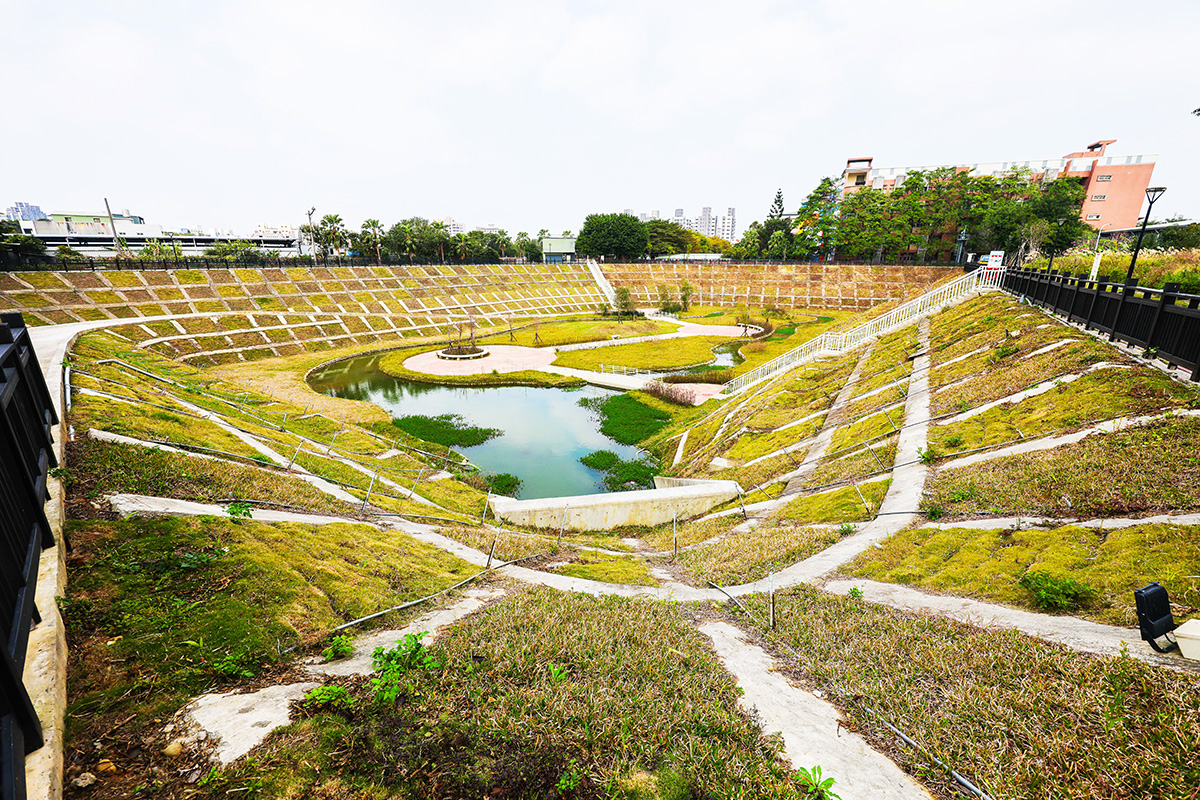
[1123,187,1166,285]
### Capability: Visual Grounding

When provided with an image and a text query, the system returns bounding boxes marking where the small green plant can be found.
[837,522,856,536]
[322,634,354,662]
[943,433,964,449]
[555,759,582,794]
[917,445,941,464]
[48,466,73,483]
[846,586,864,600]
[210,650,255,680]
[303,684,355,712]
[797,765,841,799]
[924,503,944,521]
[989,343,1020,363]
[224,501,253,519]
[548,662,570,685]
[1018,570,1093,611]
[371,631,439,704]
[250,453,274,466]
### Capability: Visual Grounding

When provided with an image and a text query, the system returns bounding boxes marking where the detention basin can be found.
[308,353,644,499]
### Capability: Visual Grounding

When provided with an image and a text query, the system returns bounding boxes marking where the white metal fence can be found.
[722,267,1006,396]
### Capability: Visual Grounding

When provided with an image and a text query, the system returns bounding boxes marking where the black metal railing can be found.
[0,313,57,800]
[1001,268,1200,381]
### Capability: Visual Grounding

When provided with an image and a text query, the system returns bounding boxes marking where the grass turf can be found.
[745,586,1200,799]
[676,523,853,585]
[553,335,736,372]
[200,587,809,799]
[844,521,1200,627]
[925,414,1200,520]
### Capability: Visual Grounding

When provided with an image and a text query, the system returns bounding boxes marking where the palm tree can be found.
[361,218,384,265]
[319,214,347,264]
[430,221,448,263]
[496,230,511,259]
[454,233,471,262]
[400,223,417,264]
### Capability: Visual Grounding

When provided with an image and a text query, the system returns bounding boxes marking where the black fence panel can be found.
[1000,268,1200,381]
[0,313,58,800]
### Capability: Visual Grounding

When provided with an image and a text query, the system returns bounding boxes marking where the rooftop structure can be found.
[841,140,1156,230]
[4,201,47,221]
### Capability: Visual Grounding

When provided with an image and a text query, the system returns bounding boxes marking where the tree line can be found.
[727,171,1097,264]
[299,215,552,264]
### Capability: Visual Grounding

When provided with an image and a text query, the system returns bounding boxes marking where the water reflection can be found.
[308,353,644,499]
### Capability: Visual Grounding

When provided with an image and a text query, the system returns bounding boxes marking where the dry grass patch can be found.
[677,523,849,585]
[747,586,1200,799]
[926,414,1200,519]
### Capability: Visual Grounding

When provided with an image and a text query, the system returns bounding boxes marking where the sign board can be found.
[987,250,1005,267]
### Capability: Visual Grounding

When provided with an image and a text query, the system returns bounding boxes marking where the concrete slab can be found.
[699,621,932,799]
[490,481,742,530]
[306,586,506,677]
[185,681,320,764]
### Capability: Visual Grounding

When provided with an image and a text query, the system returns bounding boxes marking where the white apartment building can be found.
[437,217,467,236]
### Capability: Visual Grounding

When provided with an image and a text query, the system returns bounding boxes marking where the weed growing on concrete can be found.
[321,635,354,662]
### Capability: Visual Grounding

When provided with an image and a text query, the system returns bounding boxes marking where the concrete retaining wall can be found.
[489,481,741,530]
[598,261,958,311]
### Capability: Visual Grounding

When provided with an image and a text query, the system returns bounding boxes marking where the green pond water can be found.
[307,353,646,499]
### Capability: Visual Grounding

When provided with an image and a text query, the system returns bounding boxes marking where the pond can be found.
[308,353,645,500]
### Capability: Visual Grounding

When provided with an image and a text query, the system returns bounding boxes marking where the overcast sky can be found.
[4,0,1197,237]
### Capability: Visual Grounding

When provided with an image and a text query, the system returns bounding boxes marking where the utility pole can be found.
[305,207,316,261]
[104,197,128,258]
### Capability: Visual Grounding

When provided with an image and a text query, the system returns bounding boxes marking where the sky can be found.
[3,0,1198,238]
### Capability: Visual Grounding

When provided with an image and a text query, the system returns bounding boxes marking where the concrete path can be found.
[725,320,931,595]
[823,579,1198,674]
[781,343,876,495]
[105,493,373,527]
[699,621,933,799]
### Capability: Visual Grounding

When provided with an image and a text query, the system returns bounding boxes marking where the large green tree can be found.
[646,220,690,258]
[575,213,648,260]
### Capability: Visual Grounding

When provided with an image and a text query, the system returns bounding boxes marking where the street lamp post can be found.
[1110,187,1166,341]
[1123,187,1166,286]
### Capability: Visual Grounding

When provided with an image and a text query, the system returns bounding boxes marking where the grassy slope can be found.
[845,521,1200,627]
[677,523,853,585]
[748,586,1200,800]
[65,438,360,517]
[64,515,475,781]
[926,414,1200,520]
[202,588,808,799]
